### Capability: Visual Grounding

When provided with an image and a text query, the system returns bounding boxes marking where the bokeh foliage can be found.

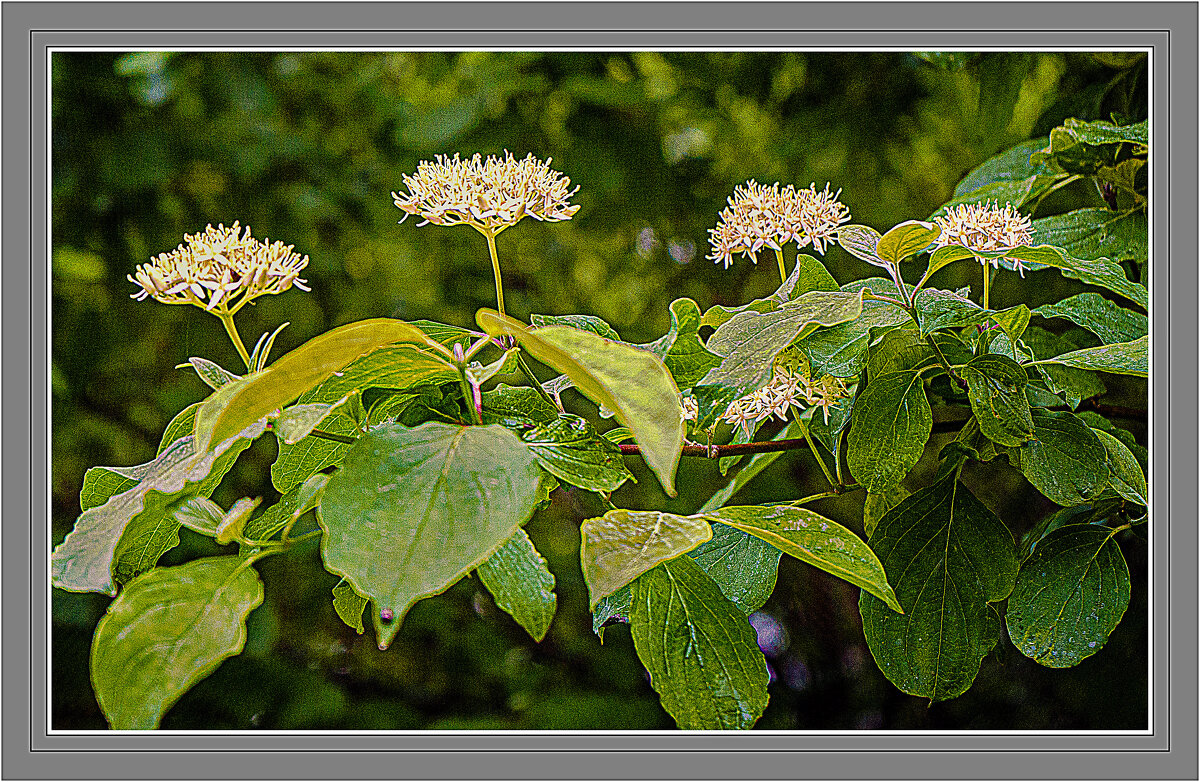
[52,51,1147,729]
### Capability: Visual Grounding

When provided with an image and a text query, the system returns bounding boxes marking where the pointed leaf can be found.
[1033,335,1147,378]
[197,318,451,453]
[183,357,241,390]
[963,354,1035,446]
[1005,524,1131,668]
[478,310,684,496]
[477,528,557,641]
[1032,293,1147,345]
[629,556,769,730]
[1007,240,1146,309]
[921,245,978,284]
[580,509,713,607]
[687,522,782,614]
[860,473,1018,701]
[640,298,722,389]
[847,369,932,492]
[700,253,838,328]
[836,224,887,268]
[706,505,902,612]
[318,422,541,648]
[1092,429,1147,506]
[332,578,368,634]
[90,556,264,729]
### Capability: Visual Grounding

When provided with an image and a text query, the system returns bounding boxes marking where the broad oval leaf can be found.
[847,368,932,492]
[837,224,887,268]
[963,354,1035,447]
[876,220,940,264]
[318,421,542,649]
[476,527,557,641]
[478,310,684,496]
[580,509,713,607]
[706,505,902,612]
[520,414,634,493]
[1092,429,1148,506]
[197,318,451,453]
[629,556,769,730]
[1015,410,1109,506]
[1005,524,1131,668]
[90,556,264,729]
[860,473,1018,701]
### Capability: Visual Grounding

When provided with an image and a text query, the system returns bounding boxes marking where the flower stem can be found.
[217,312,252,371]
[801,423,838,488]
[774,247,788,286]
[484,229,506,320]
[982,263,991,310]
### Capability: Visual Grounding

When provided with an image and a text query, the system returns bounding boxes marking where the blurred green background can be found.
[52,51,1147,730]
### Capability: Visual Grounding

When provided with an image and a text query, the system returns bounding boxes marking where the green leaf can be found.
[1033,336,1147,378]
[410,318,483,351]
[640,298,723,389]
[480,383,560,425]
[243,473,329,542]
[1079,412,1147,473]
[863,486,910,538]
[798,296,912,379]
[1032,293,1147,345]
[963,355,1035,447]
[860,473,1018,701]
[920,245,979,284]
[332,578,368,634]
[866,327,935,380]
[318,421,542,649]
[272,400,347,445]
[847,369,932,492]
[271,412,356,494]
[158,403,200,456]
[1005,524,1131,668]
[580,509,713,608]
[836,224,887,268]
[876,220,940,264]
[914,288,1030,341]
[530,313,620,340]
[951,138,1053,200]
[478,310,684,496]
[705,505,902,612]
[700,253,839,329]
[79,466,141,513]
[1016,217,1147,308]
[687,522,781,614]
[476,528,557,641]
[90,556,264,729]
[172,497,225,537]
[300,344,460,406]
[520,414,634,493]
[700,421,802,512]
[53,421,266,595]
[1022,327,1107,408]
[1092,429,1147,506]
[182,356,241,390]
[197,318,451,453]
[629,556,769,730]
[694,290,867,427]
[1014,410,1109,506]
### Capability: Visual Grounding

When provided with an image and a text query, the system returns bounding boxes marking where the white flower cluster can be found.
[932,201,1034,273]
[392,151,580,234]
[682,366,851,438]
[128,222,309,312]
[707,180,851,269]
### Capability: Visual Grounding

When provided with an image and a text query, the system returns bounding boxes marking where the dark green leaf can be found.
[704,505,902,612]
[866,327,935,380]
[271,412,356,494]
[629,556,769,730]
[479,310,685,497]
[799,298,912,380]
[580,509,713,607]
[847,369,932,492]
[1005,524,1131,668]
[244,473,329,542]
[1022,327,1107,408]
[687,522,781,614]
[1014,410,1109,506]
[480,383,560,425]
[640,298,722,389]
[476,528,557,641]
[860,473,1018,701]
[1032,293,1147,345]
[1092,429,1147,506]
[158,403,200,456]
[863,486,910,538]
[90,556,264,729]
[520,414,634,493]
[952,138,1052,199]
[332,578,368,634]
[700,253,839,329]
[318,421,542,648]
[1079,412,1147,473]
[963,355,1035,447]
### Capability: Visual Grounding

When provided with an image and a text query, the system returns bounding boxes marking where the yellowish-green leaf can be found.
[580,509,713,608]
